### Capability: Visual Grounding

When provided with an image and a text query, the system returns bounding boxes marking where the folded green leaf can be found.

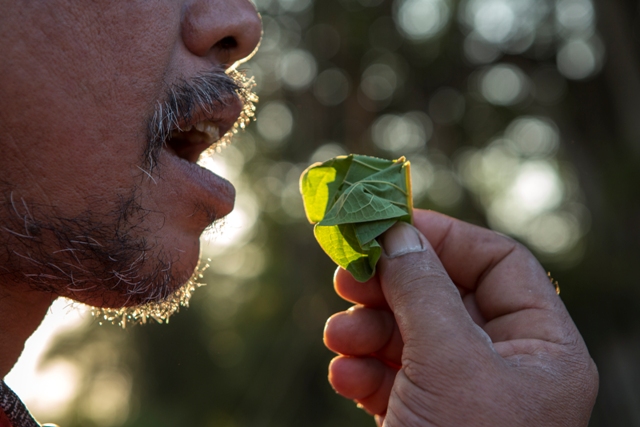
[353,218,397,246]
[300,154,413,282]
[299,157,350,223]
[314,224,381,282]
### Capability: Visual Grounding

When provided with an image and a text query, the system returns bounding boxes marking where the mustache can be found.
[144,69,242,170]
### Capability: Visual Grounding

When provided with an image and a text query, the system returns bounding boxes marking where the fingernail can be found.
[381,222,424,258]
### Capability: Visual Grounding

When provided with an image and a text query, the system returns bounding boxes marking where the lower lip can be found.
[159,148,236,223]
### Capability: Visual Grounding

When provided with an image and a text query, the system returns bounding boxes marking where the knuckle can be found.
[384,253,449,290]
[401,343,490,390]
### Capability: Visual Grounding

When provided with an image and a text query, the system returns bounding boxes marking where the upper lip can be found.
[179,91,243,137]
[165,92,243,162]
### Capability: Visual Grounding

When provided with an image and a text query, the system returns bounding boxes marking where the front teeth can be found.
[170,121,220,144]
[193,121,219,141]
[201,122,220,141]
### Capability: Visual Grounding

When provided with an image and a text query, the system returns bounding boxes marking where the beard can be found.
[0,68,257,327]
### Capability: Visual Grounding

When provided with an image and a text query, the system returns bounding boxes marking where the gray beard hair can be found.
[0,187,183,306]
[0,69,257,327]
[91,259,210,328]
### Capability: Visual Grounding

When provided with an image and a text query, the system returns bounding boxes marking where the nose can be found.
[181,0,262,67]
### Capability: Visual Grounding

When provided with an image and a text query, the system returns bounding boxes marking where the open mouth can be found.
[156,92,244,221]
[158,70,258,165]
[166,120,225,163]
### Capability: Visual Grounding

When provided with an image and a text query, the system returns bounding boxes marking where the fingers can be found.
[329,356,397,415]
[356,366,396,415]
[412,210,559,319]
[378,222,489,351]
[325,308,402,417]
[411,210,575,345]
[329,356,386,400]
[324,305,403,365]
[375,321,403,366]
[334,267,388,309]
[335,265,468,308]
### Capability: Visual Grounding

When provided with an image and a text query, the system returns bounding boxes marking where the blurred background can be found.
[7,0,640,425]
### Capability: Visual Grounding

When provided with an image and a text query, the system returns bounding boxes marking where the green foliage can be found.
[300,154,412,281]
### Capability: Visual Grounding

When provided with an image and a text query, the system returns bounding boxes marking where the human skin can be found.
[0,1,598,425]
[0,0,261,376]
[324,209,599,426]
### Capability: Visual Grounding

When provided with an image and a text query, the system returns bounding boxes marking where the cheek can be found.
[0,1,223,303]
[1,0,182,213]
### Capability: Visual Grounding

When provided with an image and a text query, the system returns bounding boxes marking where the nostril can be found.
[181,0,262,65]
[216,36,238,51]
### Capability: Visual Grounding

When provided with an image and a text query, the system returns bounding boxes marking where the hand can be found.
[324,209,598,426]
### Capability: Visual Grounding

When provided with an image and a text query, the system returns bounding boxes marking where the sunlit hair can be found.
[0,69,257,328]
[91,69,257,328]
[144,68,258,172]
[91,260,208,328]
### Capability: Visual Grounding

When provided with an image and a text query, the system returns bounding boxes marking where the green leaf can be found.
[353,218,397,246]
[300,154,413,282]
[319,163,410,225]
[319,184,407,226]
[314,224,381,282]
[299,156,351,223]
[345,155,396,182]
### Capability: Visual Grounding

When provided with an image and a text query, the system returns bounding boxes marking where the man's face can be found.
[0,0,262,309]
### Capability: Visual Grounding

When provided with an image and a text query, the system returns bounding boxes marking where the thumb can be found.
[377,222,488,354]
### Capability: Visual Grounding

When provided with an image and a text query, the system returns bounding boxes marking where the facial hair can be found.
[0,68,257,327]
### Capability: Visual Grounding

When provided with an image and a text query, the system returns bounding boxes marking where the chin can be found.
[72,251,208,327]
[62,232,201,310]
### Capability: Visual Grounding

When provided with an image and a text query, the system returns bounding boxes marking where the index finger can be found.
[334,268,389,309]
[413,210,569,340]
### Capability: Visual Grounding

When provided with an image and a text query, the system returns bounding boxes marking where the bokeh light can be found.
[259,16,283,52]
[525,211,582,253]
[557,36,604,80]
[360,63,398,102]
[479,63,530,106]
[555,0,594,34]
[393,0,452,41]
[459,0,546,48]
[469,0,518,44]
[80,371,132,426]
[309,142,348,163]
[427,166,464,207]
[371,112,433,154]
[463,32,502,64]
[505,116,560,158]
[509,161,564,215]
[256,101,294,144]
[457,120,587,255]
[278,0,313,13]
[278,49,318,90]
[407,154,435,202]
